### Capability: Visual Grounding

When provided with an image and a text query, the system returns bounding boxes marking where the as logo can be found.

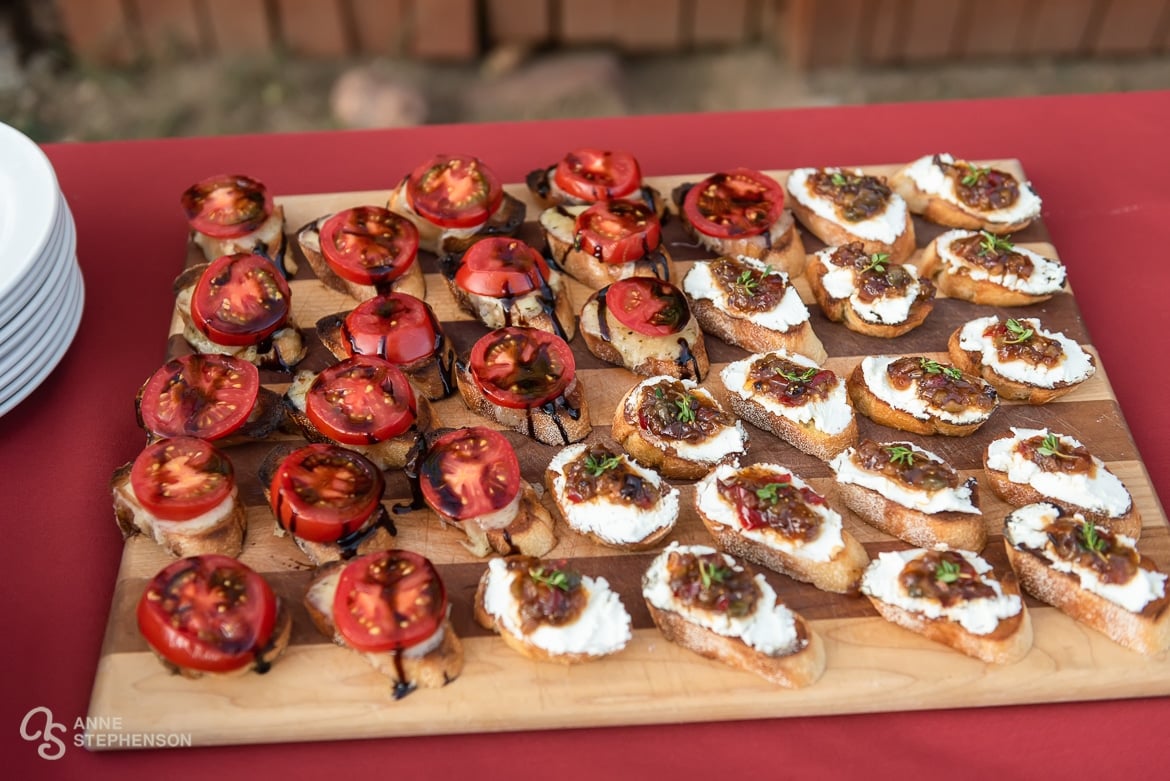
[20,706,67,760]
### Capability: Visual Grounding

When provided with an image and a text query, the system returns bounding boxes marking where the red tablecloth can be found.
[4,91,1168,779]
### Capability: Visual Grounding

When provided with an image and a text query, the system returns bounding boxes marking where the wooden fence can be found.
[51,0,1170,65]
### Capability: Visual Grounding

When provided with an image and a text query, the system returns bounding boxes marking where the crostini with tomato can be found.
[173,252,307,369]
[284,355,437,470]
[671,168,806,279]
[439,236,576,341]
[297,205,426,302]
[260,444,396,565]
[387,153,525,254]
[455,327,590,447]
[315,292,457,401]
[138,554,291,678]
[416,427,557,558]
[579,276,709,381]
[540,199,675,289]
[305,549,463,698]
[526,147,666,218]
[112,436,246,558]
[181,173,293,275]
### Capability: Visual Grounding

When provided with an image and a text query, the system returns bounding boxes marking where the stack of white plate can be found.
[0,122,84,417]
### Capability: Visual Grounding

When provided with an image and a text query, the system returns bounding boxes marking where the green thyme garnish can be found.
[920,357,963,380]
[831,172,848,187]
[754,482,791,505]
[699,559,729,589]
[1036,433,1074,460]
[529,565,577,592]
[675,394,696,424]
[886,445,915,467]
[978,230,1015,256]
[935,558,962,584]
[734,264,772,297]
[778,366,817,384]
[1004,318,1034,344]
[583,453,621,478]
[654,386,664,399]
[1079,519,1107,556]
[863,252,890,274]
[961,165,990,186]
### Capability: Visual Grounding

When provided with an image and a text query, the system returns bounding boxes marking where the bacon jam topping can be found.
[1045,516,1139,586]
[1016,433,1095,476]
[664,549,759,617]
[934,156,1021,211]
[951,231,1034,278]
[887,356,998,415]
[562,445,660,510]
[810,170,892,222]
[637,380,733,442]
[899,549,996,606]
[506,557,587,634]
[828,242,924,303]
[716,465,826,541]
[710,257,788,312]
[983,318,1064,367]
[747,353,836,408]
[854,440,961,492]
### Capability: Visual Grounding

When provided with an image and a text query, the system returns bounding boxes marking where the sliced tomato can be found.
[406,154,503,229]
[138,354,260,441]
[305,356,416,444]
[341,293,439,365]
[605,277,690,336]
[469,327,575,409]
[420,427,520,522]
[553,148,641,202]
[190,253,291,346]
[454,237,551,298]
[333,550,447,653]
[319,206,419,286]
[130,437,234,521]
[137,555,278,673]
[181,174,273,240]
[682,168,784,239]
[269,444,384,543]
[575,200,660,264]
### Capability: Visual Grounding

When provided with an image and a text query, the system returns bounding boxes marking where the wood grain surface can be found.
[87,162,1170,749]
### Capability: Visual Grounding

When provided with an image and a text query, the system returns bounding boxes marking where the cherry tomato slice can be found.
[406,154,503,229]
[139,354,260,441]
[181,174,273,240]
[333,550,447,652]
[130,437,235,521]
[454,237,551,298]
[605,277,690,336]
[682,168,784,239]
[319,206,420,286]
[190,253,291,346]
[341,292,440,365]
[269,444,384,543]
[553,148,642,202]
[469,327,575,409]
[575,200,661,264]
[420,427,520,522]
[305,356,416,444]
[137,554,278,673]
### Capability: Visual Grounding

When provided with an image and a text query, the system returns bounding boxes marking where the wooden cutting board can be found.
[87,163,1170,748]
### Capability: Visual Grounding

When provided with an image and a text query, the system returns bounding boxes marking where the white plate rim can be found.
[0,212,76,343]
[0,259,81,382]
[0,122,60,303]
[0,190,69,322]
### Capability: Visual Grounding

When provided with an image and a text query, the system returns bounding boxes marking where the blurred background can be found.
[2,0,1168,143]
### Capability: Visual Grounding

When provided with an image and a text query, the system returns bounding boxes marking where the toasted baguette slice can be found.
[984,426,1141,539]
[305,560,464,696]
[525,163,667,218]
[447,482,559,558]
[947,317,1095,404]
[720,350,857,462]
[540,203,676,289]
[889,154,1041,234]
[611,376,747,480]
[455,364,590,448]
[1003,503,1169,655]
[474,556,633,664]
[785,167,916,263]
[695,463,869,594]
[828,440,985,551]
[683,255,826,363]
[643,542,825,687]
[297,214,426,302]
[917,230,1066,307]
[806,244,935,339]
[846,355,998,437]
[387,178,526,255]
[578,280,709,381]
[191,205,295,275]
[861,548,1033,664]
[544,442,679,551]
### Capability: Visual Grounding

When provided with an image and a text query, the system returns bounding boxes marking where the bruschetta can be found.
[786,167,915,262]
[526,147,665,217]
[806,242,935,338]
[297,205,426,301]
[917,229,1066,307]
[890,154,1042,234]
[181,173,293,274]
[847,355,999,436]
[540,200,675,288]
